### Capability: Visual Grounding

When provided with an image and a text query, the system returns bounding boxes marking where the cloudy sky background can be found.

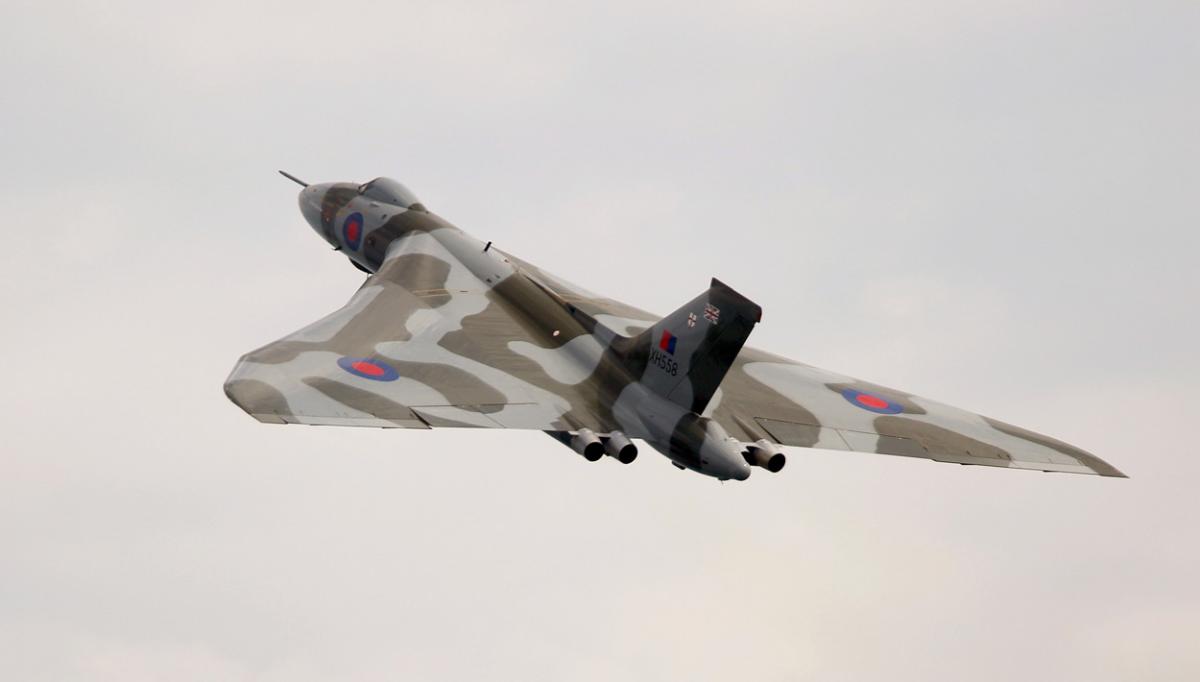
[2,1,1197,679]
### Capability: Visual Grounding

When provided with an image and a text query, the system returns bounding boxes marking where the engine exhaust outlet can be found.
[571,428,605,461]
[604,431,638,464]
[747,439,786,473]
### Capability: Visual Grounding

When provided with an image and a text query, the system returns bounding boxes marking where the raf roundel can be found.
[342,212,365,251]
[841,388,905,415]
[337,356,400,382]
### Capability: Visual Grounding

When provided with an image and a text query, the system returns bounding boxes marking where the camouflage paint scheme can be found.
[225,176,1125,481]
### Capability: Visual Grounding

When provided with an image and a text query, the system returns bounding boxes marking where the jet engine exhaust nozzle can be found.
[604,431,638,464]
[746,439,787,473]
[571,428,605,462]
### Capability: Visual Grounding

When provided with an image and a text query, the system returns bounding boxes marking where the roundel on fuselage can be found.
[342,212,364,251]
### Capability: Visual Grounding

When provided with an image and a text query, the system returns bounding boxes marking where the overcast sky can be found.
[2,1,1198,680]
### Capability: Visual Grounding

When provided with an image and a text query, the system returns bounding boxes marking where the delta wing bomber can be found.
[224,172,1125,482]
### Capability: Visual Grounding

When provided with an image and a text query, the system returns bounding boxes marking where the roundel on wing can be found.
[337,356,399,381]
[342,212,364,251]
[841,388,905,415]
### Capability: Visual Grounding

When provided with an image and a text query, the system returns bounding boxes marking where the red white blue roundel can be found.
[337,356,399,381]
[841,388,904,414]
[342,212,364,251]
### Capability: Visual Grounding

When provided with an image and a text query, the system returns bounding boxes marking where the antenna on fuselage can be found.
[278,170,308,187]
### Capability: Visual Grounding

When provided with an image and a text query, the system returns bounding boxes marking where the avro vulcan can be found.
[225,173,1124,481]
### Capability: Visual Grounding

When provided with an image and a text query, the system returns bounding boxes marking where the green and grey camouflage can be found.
[224,175,1125,482]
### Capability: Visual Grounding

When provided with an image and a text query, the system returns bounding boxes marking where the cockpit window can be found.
[357,177,420,208]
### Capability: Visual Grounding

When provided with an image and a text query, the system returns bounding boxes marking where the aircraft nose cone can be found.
[297,183,340,247]
[298,185,323,228]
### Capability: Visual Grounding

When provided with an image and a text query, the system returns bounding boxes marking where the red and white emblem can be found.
[687,312,697,328]
[703,304,720,324]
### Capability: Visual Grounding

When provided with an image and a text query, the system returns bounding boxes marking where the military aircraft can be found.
[224,172,1125,482]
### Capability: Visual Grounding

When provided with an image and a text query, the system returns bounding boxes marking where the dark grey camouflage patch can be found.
[382,254,454,305]
[712,355,823,440]
[224,379,291,423]
[983,417,1127,477]
[874,416,1012,461]
[243,286,425,364]
[380,360,508,413]
[751,418,822,448]
[362,210,457,266]
[303,377,428,424]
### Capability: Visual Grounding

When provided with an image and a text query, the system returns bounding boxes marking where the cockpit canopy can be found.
[357,177,421,208]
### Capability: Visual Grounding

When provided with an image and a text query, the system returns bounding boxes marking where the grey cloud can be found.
[1,1,1197,680]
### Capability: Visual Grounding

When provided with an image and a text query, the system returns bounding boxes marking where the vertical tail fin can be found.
[614,279,761,415]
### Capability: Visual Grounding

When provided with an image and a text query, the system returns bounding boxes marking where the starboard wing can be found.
[705,349,1125,477]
